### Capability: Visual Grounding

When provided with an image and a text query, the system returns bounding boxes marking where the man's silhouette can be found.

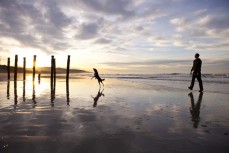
[189,53,203,92]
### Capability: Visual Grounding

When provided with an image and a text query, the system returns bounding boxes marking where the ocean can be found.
[78,73,229,94]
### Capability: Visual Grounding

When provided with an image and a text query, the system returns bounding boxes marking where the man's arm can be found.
[190,60,194,74]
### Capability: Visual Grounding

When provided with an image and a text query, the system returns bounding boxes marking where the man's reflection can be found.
[188,92,203,128]
[92,89,104,107]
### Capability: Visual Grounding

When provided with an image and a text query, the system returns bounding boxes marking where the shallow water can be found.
[0,76,229,153]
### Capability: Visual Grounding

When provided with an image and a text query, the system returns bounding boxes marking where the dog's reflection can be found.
[91,89,105,107]
[188,92,203,128]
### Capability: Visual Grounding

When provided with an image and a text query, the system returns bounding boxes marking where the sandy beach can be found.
[0,74,228,153]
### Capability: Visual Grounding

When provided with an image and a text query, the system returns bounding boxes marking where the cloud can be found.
[170,18,189,26]
[169,9,229,46]
[194,9,207,16]
[187,41,229,51]
[76,22,100,40]
[94,38,112,44]
[204,58,229,65]
[197,15,229,29]
[0,0,168,55]
[72,0,135,19]
[170,17,190,32]
[0,0,74,54]
[206,29,229,38]
[102,59,191,67]
[0,0,228,74]
[101,58,229,74]
[172,37,229,51]
[148,36,173,47]
[197,15,212,26]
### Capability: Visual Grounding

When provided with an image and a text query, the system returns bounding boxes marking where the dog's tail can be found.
[102,78,105,81]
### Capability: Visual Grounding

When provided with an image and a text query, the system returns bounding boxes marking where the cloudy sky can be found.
[0,0,229,74]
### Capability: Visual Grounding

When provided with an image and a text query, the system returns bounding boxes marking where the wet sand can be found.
[0,76,228,153]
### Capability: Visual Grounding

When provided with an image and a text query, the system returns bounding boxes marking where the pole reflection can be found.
[23,80,26,102]
[50,77,56,107]
[32,80,36,108]
[66,81,70,106]
[14,81,17,109]
[6,77,73,108]
[7,80,10,100]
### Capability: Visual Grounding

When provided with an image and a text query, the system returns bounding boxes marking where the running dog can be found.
[91,68,105,87]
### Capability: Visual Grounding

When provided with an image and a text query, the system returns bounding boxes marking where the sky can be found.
[0,0,229,74]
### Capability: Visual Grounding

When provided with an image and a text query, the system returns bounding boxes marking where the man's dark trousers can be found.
[190,74,203,90]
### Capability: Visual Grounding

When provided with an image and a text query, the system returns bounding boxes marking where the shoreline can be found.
[1,73,229,94]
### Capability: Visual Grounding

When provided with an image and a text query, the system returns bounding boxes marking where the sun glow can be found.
[10,48,51,68]
[25,75,49,97]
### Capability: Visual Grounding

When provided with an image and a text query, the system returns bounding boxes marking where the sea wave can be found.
[77,73,229,84]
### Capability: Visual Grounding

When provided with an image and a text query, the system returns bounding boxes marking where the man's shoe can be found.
[188,87,193,90]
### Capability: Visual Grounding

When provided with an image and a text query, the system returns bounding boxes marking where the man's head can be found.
[195,53,200,58]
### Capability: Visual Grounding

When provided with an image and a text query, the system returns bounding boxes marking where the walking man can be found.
[189,53,203,92]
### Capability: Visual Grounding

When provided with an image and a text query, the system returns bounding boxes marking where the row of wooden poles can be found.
[6,55,71,107]
[6,55,71,82]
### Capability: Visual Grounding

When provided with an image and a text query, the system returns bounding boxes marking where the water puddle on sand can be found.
[0,77,228,153]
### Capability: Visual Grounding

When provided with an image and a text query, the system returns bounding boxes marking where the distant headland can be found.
[0,65,88,74]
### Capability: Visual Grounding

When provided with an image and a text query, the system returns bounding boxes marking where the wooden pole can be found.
[51,56,54,84]
[66,55,70,82]
[23,57,26,101]
[53,58,56,89]
[14,55,18,81]
[23,57,26,81]
[33,55,36,81]
[50,56,55,106]
[7,58,10,80]
[54,58,56,81]
[66,55,70,105]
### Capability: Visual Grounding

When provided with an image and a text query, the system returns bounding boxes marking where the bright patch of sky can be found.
[0,0,228,73]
